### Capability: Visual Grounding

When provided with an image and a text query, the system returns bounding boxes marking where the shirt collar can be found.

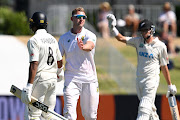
[70,27,85,36]
[35,29,47,34]
[151,37,158,44]
[145,37,158,45]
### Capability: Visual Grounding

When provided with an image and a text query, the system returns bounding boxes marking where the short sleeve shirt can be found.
[126,37,169,77]
[58,27,97,84]
[27,29,62,77]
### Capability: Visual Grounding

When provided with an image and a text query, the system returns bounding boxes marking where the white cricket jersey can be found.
[58,27,97,84]
[126,37,169,77]
[27,29,62,79]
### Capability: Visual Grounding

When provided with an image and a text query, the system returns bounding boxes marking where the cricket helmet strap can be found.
[29,12,47,29]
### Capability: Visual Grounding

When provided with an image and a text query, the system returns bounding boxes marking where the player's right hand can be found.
[21,83,33,104]
[166,84,177,97]
[107,14,117,29]
[77,38,84,50]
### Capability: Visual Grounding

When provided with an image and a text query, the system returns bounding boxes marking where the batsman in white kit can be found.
[21,12,64,120]
[58,7,99,120]
[107,14,177,120]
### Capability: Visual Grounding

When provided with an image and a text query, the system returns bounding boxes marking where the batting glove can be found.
[21,83,33,104]
[107,14,119,36]
[166,84,177,98]
[57,65,64,82]
[107,14,117,28]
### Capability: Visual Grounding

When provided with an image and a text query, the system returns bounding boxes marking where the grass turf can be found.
[15,36,180,95]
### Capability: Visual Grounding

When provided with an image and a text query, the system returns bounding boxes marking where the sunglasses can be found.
[73,14,87,19]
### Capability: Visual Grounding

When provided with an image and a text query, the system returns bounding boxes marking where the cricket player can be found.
[21,12,63,120]
[107,14,177,120]
[58,7,99,120]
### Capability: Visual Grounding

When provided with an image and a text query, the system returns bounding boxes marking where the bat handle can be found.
[167,91,174,98]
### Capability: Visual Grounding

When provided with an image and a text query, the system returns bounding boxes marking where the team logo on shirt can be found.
[139,51,154,59]
[139,43,144,48]
[81,36,85,41]
[97,87,99,92]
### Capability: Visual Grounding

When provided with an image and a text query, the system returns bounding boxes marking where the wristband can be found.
[112,27,119,36]
[27,83,33,88]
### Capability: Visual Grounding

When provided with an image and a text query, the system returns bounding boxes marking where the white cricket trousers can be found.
[63,81,99,120]
[24,77,57,120]
[136,75,160,120]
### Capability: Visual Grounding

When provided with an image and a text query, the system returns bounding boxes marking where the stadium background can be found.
[0,0,180,119]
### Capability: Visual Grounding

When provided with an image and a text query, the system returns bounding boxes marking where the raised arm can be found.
[106,14,127,43]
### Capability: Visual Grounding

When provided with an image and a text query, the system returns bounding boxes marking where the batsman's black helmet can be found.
[138,19,153,31]
[29,12,48,29]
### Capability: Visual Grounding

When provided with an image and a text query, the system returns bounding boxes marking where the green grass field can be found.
[103,37,180,94]
[16,36,180,95]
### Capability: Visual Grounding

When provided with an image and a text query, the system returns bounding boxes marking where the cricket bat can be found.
[10,85,67,120]
[168,94,180,120]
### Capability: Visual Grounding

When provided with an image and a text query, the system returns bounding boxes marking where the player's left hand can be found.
[57,65,64,82]
[77,38,83,50]
[166,84,177,97]
[107,14,119,36]
[107,14,117,29]
[21,83,33,104]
